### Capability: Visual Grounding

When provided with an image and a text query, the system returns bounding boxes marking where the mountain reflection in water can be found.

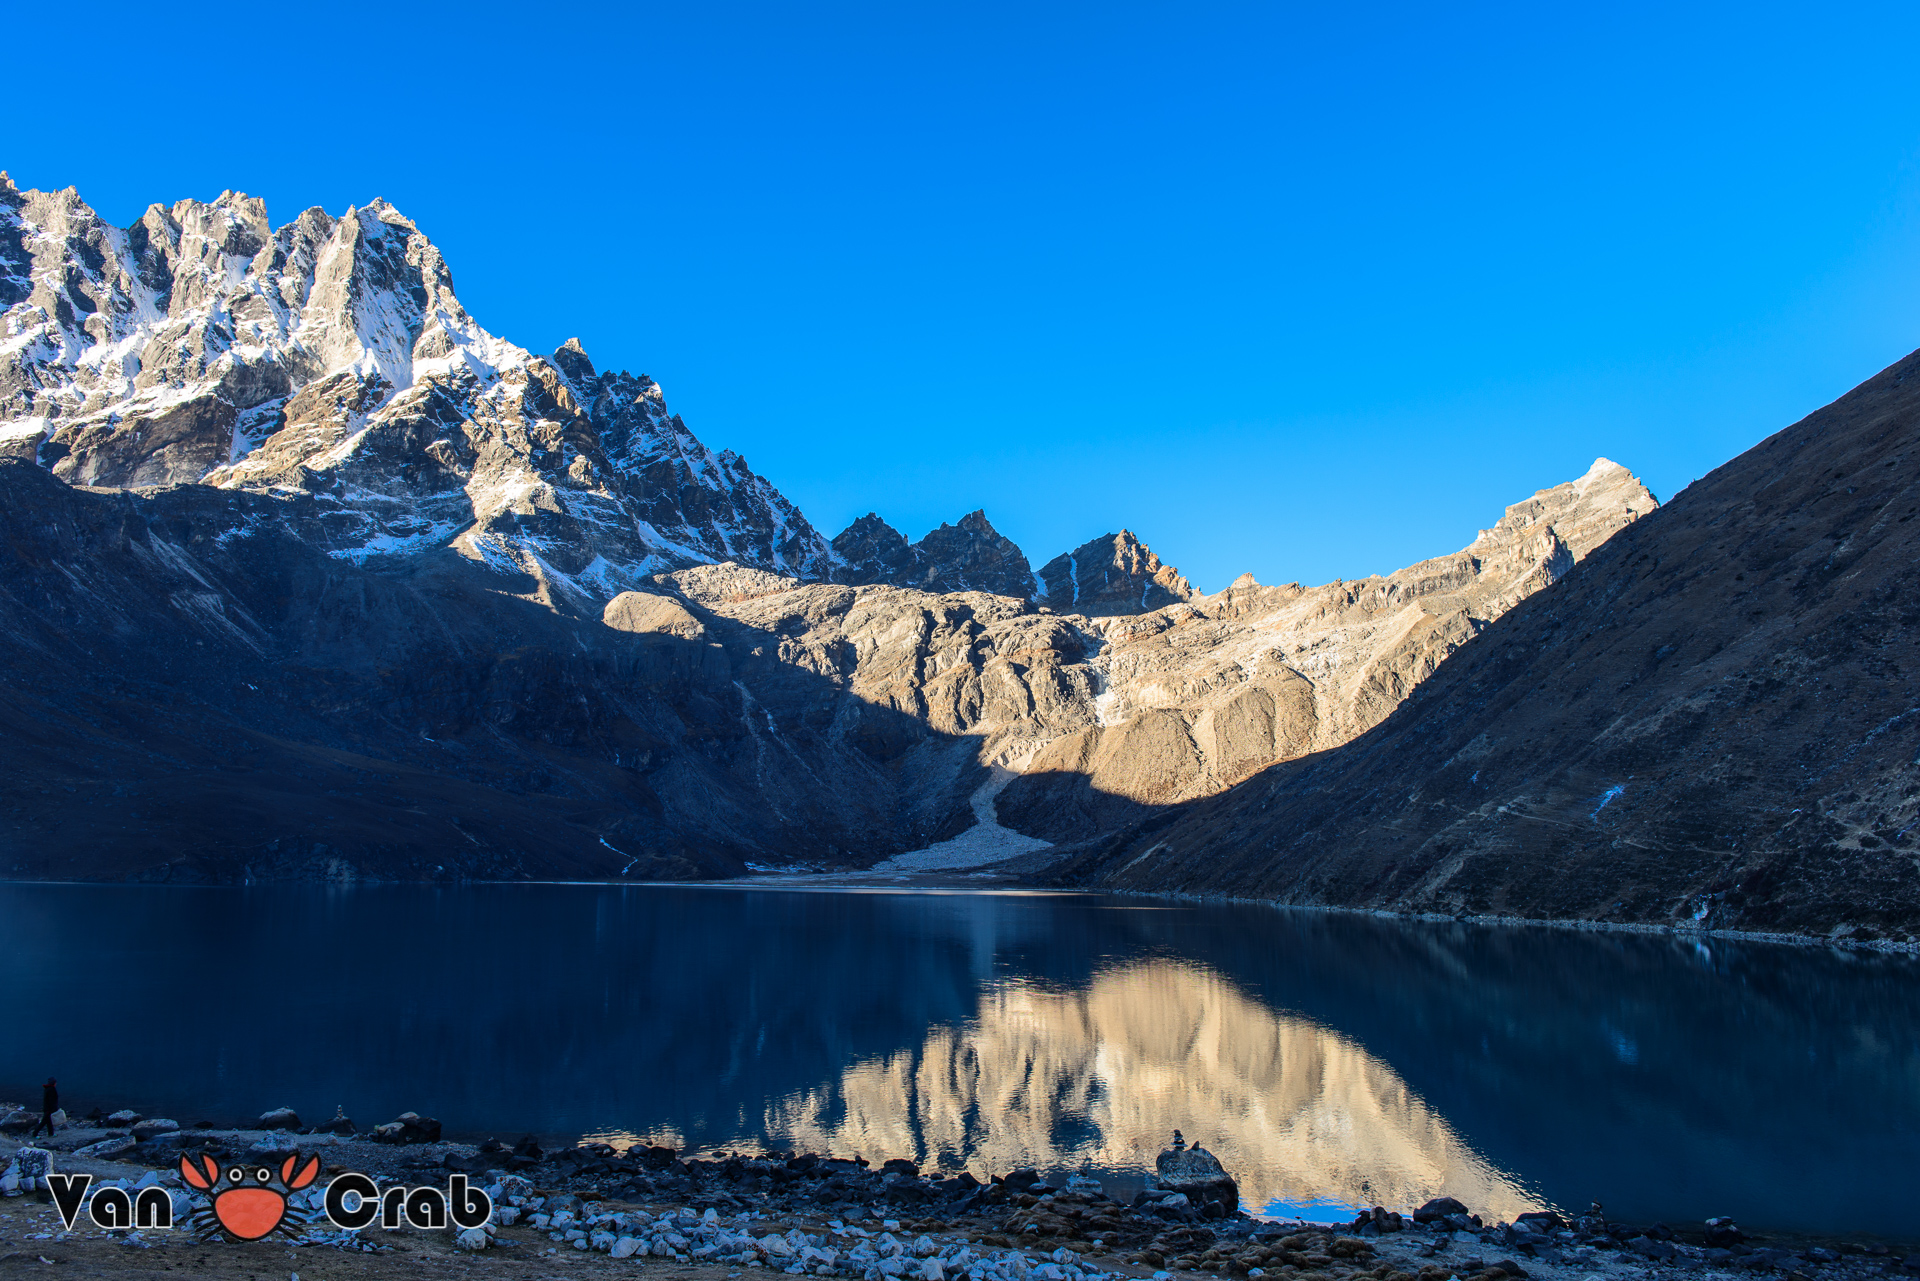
[768,960,1541,1222]
[1,883,1917,1235]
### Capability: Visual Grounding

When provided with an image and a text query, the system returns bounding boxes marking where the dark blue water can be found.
[2,882,1916,1237]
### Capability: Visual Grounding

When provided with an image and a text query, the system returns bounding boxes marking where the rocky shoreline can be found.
[2,1107,1916,1281]
[1053,887,1920,955]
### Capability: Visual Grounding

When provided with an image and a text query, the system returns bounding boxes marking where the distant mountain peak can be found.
[830,509,1035,598]
[552,336,597,383]
[1036,529,1193,616]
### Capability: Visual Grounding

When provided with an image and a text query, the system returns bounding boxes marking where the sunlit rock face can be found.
[997,459,1656,838]
[670,462,1657,849]
[1035,530,1193,617]
[764,960,1544,1222]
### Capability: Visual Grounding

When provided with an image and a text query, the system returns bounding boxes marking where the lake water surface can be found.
[2,882,1916,1236]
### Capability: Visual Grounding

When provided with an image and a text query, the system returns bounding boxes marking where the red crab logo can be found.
[178,1152,320,1241]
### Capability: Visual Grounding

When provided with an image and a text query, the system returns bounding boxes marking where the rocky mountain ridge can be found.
[829,509,1038,598]
[0,175,1660,894]
[0,175,1198,610]
[0,177,838,599]
[654,459,1656,856]
[1050,346,1920,942]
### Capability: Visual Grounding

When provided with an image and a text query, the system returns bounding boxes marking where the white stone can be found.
[612,1236,643,1258]
[454,1227,489,1251]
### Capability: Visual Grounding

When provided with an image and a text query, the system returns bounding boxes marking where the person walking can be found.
[28,1078,56,1138]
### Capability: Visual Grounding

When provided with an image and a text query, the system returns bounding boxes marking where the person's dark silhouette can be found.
[29,1078,56,1138]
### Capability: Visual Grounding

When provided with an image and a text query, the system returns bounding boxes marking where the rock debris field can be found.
[0,1109,1914,1281]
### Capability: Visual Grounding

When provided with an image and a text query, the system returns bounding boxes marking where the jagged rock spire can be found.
[1036,529,1192,616]
[831,509,1036,599]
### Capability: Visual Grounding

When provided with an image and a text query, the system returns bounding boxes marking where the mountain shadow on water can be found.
[1053,346,1920,941]
[0,460,990,882]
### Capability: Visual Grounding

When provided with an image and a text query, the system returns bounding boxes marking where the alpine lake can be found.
[2,881,1915,1238]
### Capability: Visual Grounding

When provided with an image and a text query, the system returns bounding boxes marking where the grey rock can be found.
[603,590,706,641]
[1415,1197,1471,1223]
[1626,1236,1678,1262]
[1152,1131,1238,1218]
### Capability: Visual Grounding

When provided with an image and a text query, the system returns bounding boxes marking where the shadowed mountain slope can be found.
[1054,348,1920,942]
[0,462,991,882]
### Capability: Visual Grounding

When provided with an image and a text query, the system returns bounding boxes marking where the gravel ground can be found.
[1,1128,1911,1281]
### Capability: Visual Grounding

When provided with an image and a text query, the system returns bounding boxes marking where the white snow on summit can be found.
[0,174,834,594]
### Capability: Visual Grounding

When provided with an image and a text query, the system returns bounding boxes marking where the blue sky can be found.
[8,2,1920,591]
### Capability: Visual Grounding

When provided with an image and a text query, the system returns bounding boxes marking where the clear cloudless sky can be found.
[7,1,1920,591]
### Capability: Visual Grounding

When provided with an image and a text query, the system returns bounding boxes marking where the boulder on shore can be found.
[372,1111,443,1144]
[1151,1131,1238,1219]
[1414,1196,1471,1223]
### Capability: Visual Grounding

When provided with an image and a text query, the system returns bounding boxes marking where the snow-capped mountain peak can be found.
[0,175,832,596]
